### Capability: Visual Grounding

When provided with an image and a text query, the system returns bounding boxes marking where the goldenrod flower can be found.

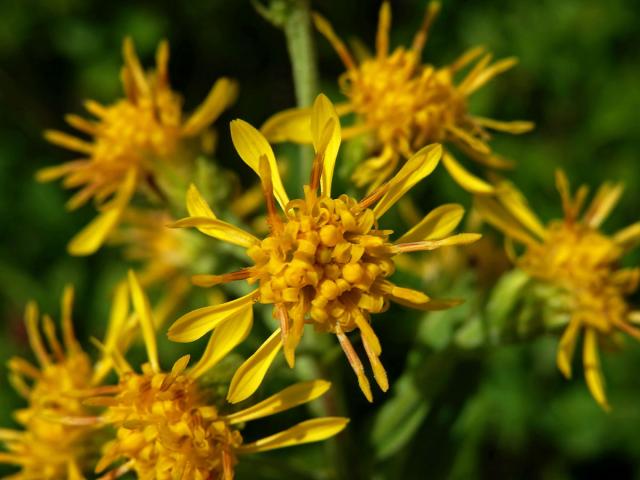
[261,2,532,193]
[475,171,640,409]
[38,37,238,256]
[169,94,479,402]
[0,285,130,479]
[93,271,348,480]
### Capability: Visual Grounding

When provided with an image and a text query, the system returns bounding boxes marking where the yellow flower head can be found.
[169,94,480,402]
[38,37,238,256]
[261,1,533,193]
[94,271,347,480]
[475,171,640,409]
[0,285,129,479]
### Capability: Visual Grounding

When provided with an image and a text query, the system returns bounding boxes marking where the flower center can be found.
[246,189,395,333]
[99,363,241,478]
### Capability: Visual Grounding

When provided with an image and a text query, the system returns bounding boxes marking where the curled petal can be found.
[397,204,465,243]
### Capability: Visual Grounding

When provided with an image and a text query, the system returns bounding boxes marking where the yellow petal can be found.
[237,417,349,454]
[311,94,341,196]
[392,233,482,253]
[168,291,257,343]
[36,161,83,183]
[390,295,463,312]
[375,1,391,58]
[474,196,540,247]
[373,143,442,218]
[556,319,580,379]
[230,119,289,210]
[182,78,238,136]
[472,116,534,134]
[186,183,217,219]
[261,107,313,143]
[496,181,547,240]
[122,37,150,97]
[227,328,283,404]
[463,57,518,95]
[225,380,331,424]
[447,124,490,155]
[583,182,624,228]
[583,328,610,411]
[397,204,465,243]
[127,270,159,372]
[67,169,136,256]
[442,152,494,194]
[613,221,640,252]
[170,216,259,249]
[44,130,93,154]
[188,300,254,379]
[312,13,356,70]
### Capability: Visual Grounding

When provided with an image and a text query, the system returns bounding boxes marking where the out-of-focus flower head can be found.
[93,271,348,480]
[0,285,130,479]
[476,171,640,409]
[168,94,480,402]
[38,37,238,256]
[261,1,533,193]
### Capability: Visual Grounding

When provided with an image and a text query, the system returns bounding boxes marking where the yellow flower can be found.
[38,37,238,256]
[0,284,130,479]
[169,94,479,402]
[261,1,533,193]
[93,271,348,480]
[475,171,640,409]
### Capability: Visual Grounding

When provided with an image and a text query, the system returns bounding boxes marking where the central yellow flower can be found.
[476,171,640,409]
[38,37,237,256]
[169,94,480,402]
[94,272,347,480]
[261,1,533,193]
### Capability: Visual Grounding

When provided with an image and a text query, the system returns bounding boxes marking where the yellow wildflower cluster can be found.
[262,1,532,193]
[476,172,640,409]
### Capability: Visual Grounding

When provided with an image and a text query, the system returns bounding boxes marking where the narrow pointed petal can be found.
[36,161,84,183]
[583,328,610,411]
[237,417,349,454]
[67,168,136,256]
[373,143,442,218]
[442,152,494,194]
[122,37,150,97]
[397,204,465,243]
[188,302,254,379]
[169,291,257,343]
[261,107,313,143]
[170,216,259,248]
[392,233,481,253]
[182,78,238,136]
[225,380,331,424]
[44,130,93,154]
[312,13,356,70]
[336,326,373,402]
[128,270,159,372]
[583,182,624,228]
[230,119,289,210]
[474,196,540,247]
[227,328,283,404]
[613,221,640,252]
[311,94,341,195]
[556,319,580,379]
[375,2,391,58]
[496,182,547,240]
[186,183,217,219]
[25,302,50,367]
[472,116,534,134]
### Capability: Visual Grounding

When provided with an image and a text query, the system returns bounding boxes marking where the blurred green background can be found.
[1,0,639,478]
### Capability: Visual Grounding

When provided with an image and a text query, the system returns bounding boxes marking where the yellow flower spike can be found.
[91,281,346,480]
[40,37,237,255]
[476,170,640,409]
[169,291,257,343]
[264,2,531,192]
[0,286,132,479]
[227,329,283,403]
[172,94,477,401]
[230,119,289,209]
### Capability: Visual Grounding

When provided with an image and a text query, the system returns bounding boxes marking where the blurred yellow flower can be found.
[475,171,640,409]
[38,37,238,256]
[93,271,348,480]
[0,285,130,479]
[261,1,532,193]
[169,94,479,402]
